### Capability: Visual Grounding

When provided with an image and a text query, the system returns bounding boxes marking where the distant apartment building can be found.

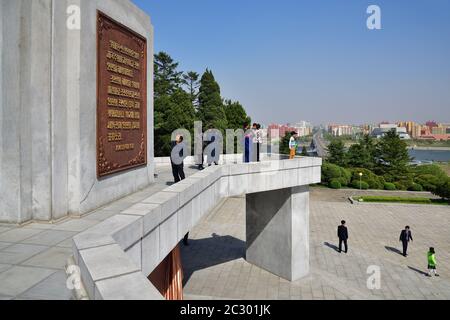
[397,121,422,139]
[268,121,313,139]
[371,123,411,140]
[419,123,450,141]
[328,124,359,137]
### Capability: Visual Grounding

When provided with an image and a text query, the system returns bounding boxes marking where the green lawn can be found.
[355,196,449,206]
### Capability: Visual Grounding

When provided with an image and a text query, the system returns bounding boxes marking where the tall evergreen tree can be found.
[197,69,228,131]
[154,52,183,98]
[346,135,377,169]
[327,139,346,167]
[376,129,411,177]
[223,100,251,130]
[182,71,200,106]
[154,52,195,156]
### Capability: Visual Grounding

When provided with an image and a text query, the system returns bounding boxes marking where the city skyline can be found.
[133,0,450,125]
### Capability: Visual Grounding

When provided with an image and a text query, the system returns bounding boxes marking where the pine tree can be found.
[197,69,228,131]
[182,71,200,106]
[327,139,346,167]
[154,52,183,98]
[376,129,411,177]
[224,100,251,130]
[154,52,195,156]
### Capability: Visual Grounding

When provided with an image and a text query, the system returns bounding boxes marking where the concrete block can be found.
[159,213,178,260]
[218,176,229,198]
[81,214,143,251]
[94,271,163,300]
[141,227,159,276]
[78,244,140,295]
[246,186,310,282]
[125,241,142,271]
[229,163,249,176]
[165,179,201,207]
[72,232,115,252]
[142,192,179,221]
[298,167,311,186]
[282,169,299,188]
[177,201,193,240]
[291,186,310,280]
[191,195,202,227]
[122,202,161,237]
[247,172,267,194]
[229,174,248,197]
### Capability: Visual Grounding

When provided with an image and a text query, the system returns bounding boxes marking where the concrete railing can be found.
[153,153,286,166]
[71,157,322,300]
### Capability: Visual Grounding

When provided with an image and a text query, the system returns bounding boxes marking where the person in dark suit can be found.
[337,220,349,253]
[171,135,186,183]
[399,226,413,257]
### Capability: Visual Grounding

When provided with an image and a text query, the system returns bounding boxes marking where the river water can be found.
[409,149,450,162]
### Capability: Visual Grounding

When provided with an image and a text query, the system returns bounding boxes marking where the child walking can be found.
[427,247,439,277]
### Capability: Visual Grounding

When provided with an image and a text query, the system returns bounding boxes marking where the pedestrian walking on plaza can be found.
[427,247,439,277]
[171,135,186,183]
[289,131,298,160]
[337,220,349,253]
[399,226,413,257]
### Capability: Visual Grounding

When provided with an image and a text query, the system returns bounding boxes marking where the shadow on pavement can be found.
[408,266,429,277]
[385,246,404,256]
[181,233,246,285]
[324,242,340,252]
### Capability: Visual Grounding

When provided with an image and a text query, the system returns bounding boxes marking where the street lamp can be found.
[359,172,363,191]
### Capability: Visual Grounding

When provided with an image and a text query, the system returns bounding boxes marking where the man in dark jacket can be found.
[337,220,349,253]
[171,135,186,183]
[399,226,413,257]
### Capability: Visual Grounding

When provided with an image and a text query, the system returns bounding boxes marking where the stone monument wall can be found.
[0,0,154,223]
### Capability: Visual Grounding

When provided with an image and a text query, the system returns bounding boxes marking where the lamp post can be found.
[359,172,363,191]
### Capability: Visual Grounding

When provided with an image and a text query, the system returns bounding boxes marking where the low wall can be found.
[153,153,286,166]
[71,157,322,300]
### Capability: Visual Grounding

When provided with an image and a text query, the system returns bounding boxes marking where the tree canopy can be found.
[153,53,251,156]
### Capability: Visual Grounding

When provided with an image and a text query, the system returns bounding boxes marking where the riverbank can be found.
[408,146,450,151]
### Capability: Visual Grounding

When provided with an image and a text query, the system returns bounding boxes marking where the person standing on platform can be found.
[399,226,413,257]
[255,124,262,162]
[289,131,298,160]
[244,123,252,163]
[337,220,349,253]
[171,135,186,183]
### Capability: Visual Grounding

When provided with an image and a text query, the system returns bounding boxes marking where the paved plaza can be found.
[1,171,449,300]
[182,188,450,300]
[0,165,198,300]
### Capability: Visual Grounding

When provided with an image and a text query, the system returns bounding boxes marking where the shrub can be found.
[350,168,384,190]
[322,163,351,186]
[384,182,396,190]
[408,183,423,192]
[414,174,446,192]
[394,182,407,191]
[352,180,369,190]
[356,196,433,204]
[434,178,450,201]
[329,179,342,189]
[411,164,447,179]
[322,163,342,182]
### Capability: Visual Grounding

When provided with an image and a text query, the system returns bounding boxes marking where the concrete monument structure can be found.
[71,157,322,299]
[0,0,154,224]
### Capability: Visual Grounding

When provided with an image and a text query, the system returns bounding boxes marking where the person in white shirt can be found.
[289,131,298,160]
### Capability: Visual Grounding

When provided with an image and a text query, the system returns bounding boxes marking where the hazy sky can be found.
[133,0,450,126]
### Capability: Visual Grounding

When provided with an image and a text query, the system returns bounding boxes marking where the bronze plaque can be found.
[97,12,147,177]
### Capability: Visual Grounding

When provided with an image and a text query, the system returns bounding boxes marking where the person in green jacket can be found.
[427,247,439,277]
